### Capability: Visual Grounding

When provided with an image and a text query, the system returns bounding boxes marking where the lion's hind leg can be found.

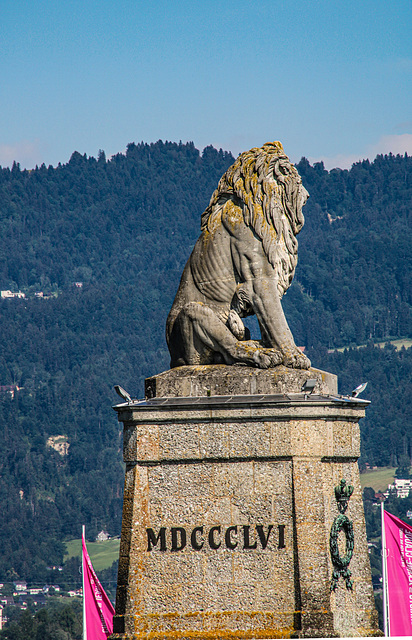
[171,302,282,368]
[174,301,237,366]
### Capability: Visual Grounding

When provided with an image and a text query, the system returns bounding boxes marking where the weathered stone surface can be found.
[110,367,380,639]
[166,143,311,371]
[145,364,337,398]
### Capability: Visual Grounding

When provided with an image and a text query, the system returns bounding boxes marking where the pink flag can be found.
[82,532,115,639]
[383,510,412,636]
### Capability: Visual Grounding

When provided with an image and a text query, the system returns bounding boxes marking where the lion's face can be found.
[264,152,308,236]
[289,178,309,234]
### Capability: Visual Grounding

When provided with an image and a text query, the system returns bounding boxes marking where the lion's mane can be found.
[201,142,305,297]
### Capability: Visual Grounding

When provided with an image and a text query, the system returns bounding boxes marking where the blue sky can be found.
[1,0,411,169]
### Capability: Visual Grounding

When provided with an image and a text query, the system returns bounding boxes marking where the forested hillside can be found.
[0,141,410,584]
[286,155,410,347]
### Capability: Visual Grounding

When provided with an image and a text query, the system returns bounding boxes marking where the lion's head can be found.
[201,142,308,297]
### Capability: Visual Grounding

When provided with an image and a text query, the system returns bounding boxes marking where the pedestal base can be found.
[110,366,380,639]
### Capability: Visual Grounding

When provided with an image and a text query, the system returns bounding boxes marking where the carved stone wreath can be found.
[330,479,355,591]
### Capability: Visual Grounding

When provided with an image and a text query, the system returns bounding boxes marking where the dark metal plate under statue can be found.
[109,366,381,639]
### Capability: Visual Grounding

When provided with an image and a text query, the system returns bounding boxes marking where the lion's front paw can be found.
[282,349,311,370]
[252,351,271,369]
[252,348,283,369]
[261,348,283,367]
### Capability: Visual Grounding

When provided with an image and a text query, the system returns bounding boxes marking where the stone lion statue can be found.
[166,142,310,369]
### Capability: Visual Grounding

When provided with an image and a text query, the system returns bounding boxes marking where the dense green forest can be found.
[0,599,82,640]
[285,155,410,347]
[0,141,410,593]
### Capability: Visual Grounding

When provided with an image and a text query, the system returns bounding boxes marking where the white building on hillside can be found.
[385,478,412,498]
[96,530,110,541]
[1,290,25,299]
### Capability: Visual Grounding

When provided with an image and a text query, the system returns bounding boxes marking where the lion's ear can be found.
[204,201,228,233]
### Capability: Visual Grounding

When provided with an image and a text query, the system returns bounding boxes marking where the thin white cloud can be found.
[308,152,364,171]
[309,134,412,170]
[0,140,44,169]
[369,133,412,157]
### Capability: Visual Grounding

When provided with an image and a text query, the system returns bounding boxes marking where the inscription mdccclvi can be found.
[146,524,285,552]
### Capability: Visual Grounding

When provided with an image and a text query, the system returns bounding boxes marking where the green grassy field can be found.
[64,537,120,571]
[335,338,412,353]
[374,338,412,350]
[360,467,396,492]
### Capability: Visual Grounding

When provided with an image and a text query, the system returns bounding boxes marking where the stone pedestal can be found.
[110,366,380,639]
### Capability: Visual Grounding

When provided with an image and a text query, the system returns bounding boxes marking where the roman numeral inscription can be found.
[146,524,286,552]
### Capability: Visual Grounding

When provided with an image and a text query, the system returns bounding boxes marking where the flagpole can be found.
[82,525,87,640]
[381,502,389,636]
